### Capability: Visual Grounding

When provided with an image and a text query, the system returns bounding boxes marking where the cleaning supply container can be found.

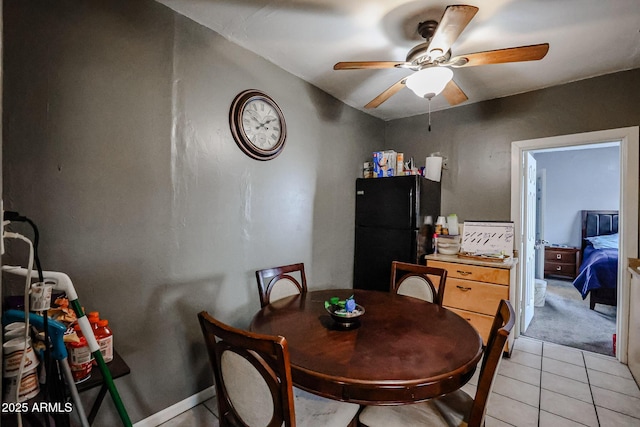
[534,279,547,307]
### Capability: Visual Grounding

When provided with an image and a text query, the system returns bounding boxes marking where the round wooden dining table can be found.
[250,289,483,405]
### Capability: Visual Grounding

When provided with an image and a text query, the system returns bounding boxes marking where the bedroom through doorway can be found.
[523,144,620,356]
[511,126,639,363]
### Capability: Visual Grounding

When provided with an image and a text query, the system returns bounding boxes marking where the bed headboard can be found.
[581,210,619,252]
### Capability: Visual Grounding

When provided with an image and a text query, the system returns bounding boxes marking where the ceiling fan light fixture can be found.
[405,67,454,99]
[429,48,444,60]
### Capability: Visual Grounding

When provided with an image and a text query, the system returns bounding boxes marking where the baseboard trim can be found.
[133,386,215,427]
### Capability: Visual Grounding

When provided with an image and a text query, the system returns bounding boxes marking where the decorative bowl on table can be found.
[324,296,365,329]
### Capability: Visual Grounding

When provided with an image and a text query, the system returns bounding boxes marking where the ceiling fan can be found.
[334,4,549,109]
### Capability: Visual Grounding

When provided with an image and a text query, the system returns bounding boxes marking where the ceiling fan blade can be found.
[427,5,479,58]
[441,80,468,106]
[451,43,550,67]
[365,78,406,109]
[334,61,408,70]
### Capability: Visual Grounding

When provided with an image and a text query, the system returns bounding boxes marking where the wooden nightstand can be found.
[544,246,581,280]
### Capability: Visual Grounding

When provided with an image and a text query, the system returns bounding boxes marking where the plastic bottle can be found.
[447,214,459,236]
[87,311,100,334]
[433,233,439,254]
[68,336,92,383]
[95,319,113,363]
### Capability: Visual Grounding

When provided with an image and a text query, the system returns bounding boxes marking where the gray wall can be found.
[3,0,640,424]
[384,69,640,224]
[2,0,381,423]
[535,146,620,248]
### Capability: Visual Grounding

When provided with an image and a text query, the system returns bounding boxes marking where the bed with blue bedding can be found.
[572,210,618,310]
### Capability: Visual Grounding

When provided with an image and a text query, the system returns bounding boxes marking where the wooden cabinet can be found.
[544,246,580,280]
[426,254,517,354]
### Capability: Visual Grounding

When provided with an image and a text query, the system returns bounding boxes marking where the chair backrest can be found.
[390,261,447,306]
[256,263,307,307]
[467,299,515,427]
[198,311,296,427]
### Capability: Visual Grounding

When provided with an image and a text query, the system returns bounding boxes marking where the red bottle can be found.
[95,319,113,363]
[68,336,92,383]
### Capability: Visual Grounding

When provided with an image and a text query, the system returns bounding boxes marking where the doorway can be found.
[524,144,620,355]
[511,127,639,363]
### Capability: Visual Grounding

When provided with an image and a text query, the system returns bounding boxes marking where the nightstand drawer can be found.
[544,262,575,276]
[545,250,578,263]
[442,278,509,316]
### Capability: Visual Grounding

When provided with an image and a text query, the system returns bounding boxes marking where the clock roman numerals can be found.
[230,90,286,160]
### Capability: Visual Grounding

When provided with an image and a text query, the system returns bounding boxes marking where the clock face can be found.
[241,99,282,150]
[230,90,287,161]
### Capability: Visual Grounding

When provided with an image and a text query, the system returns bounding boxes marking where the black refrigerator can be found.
[353,175,441,292]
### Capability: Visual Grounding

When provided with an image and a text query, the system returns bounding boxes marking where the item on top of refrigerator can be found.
[373,150,397,177]
[363,162,374,179]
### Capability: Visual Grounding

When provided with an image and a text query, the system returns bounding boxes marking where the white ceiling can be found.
[156,0,640,121]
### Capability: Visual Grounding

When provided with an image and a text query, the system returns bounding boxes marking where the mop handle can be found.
[69,300,132,427]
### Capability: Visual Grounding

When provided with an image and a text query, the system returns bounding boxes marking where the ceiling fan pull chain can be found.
[428,98,432,132]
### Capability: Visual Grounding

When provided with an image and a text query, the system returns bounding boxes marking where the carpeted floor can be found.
[523,278,617,356]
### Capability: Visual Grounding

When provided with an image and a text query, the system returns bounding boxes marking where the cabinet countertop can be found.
[426,253,518,270]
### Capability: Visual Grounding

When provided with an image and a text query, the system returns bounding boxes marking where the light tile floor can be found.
[158,336,640,426]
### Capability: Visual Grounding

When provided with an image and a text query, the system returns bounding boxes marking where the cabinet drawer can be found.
[428,260,510,285]
[443,278,508,316]
[448,308,510,352]
[446,307,493,345]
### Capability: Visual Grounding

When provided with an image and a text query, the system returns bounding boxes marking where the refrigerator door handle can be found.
[409,188,415,228]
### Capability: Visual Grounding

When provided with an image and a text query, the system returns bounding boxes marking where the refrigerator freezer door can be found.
[353,227,417,292]
[355,177,417,229]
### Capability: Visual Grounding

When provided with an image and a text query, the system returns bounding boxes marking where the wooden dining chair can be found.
[359,299,515,427]
[256,262,307,307]
[390,261,447,306]
[198,311,360,427]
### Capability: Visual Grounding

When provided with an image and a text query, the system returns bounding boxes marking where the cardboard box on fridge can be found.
[373,150,397,177]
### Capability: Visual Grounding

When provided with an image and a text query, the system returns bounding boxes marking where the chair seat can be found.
[359,389,473,427]
[293,387,360,427]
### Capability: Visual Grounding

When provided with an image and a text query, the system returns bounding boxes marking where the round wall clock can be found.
[229,89,287,161]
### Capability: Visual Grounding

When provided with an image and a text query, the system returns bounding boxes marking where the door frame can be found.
[511,126,638,362]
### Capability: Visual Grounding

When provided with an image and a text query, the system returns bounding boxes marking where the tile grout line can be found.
[583,349,602,427]
[538,341,543,427]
